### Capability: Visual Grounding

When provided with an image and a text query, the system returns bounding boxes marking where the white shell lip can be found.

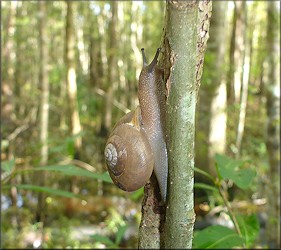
[105,143,118,168]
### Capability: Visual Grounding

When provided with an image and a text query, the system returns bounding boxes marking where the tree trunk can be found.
[138,2,212,248]
[65,1,82,154]
[233,1,246,104]
[65,1,82,215]
[164,1,212,248]
[36,0,49,223]
[100,1,118,138]
[196,1,227,175]
[235,41,251,156]
[264,1,280,248]
[2,1,17,119]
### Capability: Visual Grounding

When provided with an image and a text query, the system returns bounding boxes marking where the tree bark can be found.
[103,1,118,135]
[36,0,49,223]
[65,1,82,153]
[163,1,212,248]
[233,1,246,104]
[235,41,251,156]
[2,1,17,119]
[265,1,280,248]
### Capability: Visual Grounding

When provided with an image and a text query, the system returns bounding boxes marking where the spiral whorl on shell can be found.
[104,107,154,191]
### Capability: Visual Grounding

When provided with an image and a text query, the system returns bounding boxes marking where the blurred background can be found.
[1,1,280,249]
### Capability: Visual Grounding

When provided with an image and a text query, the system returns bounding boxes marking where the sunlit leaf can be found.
[1,159,15,174]
[91,234,115,246]
[12,184,81,199]
[115,225,127,245]
[237,214,260,247]
[35,165,113,183]
[193,225,245,249]
[129,187,144,201]
[215,154,255,189]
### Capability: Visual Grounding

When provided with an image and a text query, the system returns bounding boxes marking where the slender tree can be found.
[103,1,118,135]
[36,1,49,223]
[196,1,227,174]
[164,1,211,248]
[65,1,82,154]
[264,1,280,248]
[138,1,212,248]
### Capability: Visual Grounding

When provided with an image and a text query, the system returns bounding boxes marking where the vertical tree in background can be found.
[196,1,227,174]
[65,1,82,156]
[36,1,49,222]
[232,1,246,104]
[103,1,118,135]
[207,1,227,170]
[236,5,250,156]
[2,1,17,118]
[227,1,247,156]
[265,1,280,248]
[65,1,82,216]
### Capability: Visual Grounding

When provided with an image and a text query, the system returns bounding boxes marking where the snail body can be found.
[104,48,168,201]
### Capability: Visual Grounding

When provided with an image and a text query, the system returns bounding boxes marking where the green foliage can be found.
[237,214,260,248]
[1,159,15,174]
[193,225,245,249]
[35,165,112,183]
[91,224,127,249]
[215,154,256,189]
[4,184,82,199]
[194,154,259,249]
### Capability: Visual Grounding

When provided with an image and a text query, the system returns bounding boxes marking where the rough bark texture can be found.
[138,174,165,249]
[265,1,280,248]
[163,1,212,248]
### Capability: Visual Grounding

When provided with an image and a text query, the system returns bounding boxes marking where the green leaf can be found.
[194,183,219,193]
[129,187,144,201]
[237,214,260,247]
[35,165,113,183]
[12,184,81,199]
[194,167,214,182]
[193,225,245,249]
[215,154,255,189]
[115,225,127,245]
[91,234,115,247]
[1,159,15,174]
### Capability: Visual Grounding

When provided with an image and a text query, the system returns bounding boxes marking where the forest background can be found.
[1,1,280,249]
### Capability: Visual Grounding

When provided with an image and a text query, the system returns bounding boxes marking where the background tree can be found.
[264,1,280,248]
[36,0,49,223]
[196,1,227,175]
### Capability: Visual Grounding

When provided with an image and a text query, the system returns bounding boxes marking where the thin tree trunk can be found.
[65,1,82,153]
[265,1,280,248]
[65,1,82,215]
[138,2,211,247]
[233,1,246,104]
[2,1,17,118]
[235,42,251,156]
[2,1,18,222]
[36,1,49,223]
[163,1,212,248]
[196,1,227,174]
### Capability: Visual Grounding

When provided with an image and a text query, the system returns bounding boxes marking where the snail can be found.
[104,48,168,202]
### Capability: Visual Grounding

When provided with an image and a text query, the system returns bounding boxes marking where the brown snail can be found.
[104,48,168,201]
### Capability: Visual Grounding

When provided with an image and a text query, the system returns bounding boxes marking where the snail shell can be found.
[104,107,154,191]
